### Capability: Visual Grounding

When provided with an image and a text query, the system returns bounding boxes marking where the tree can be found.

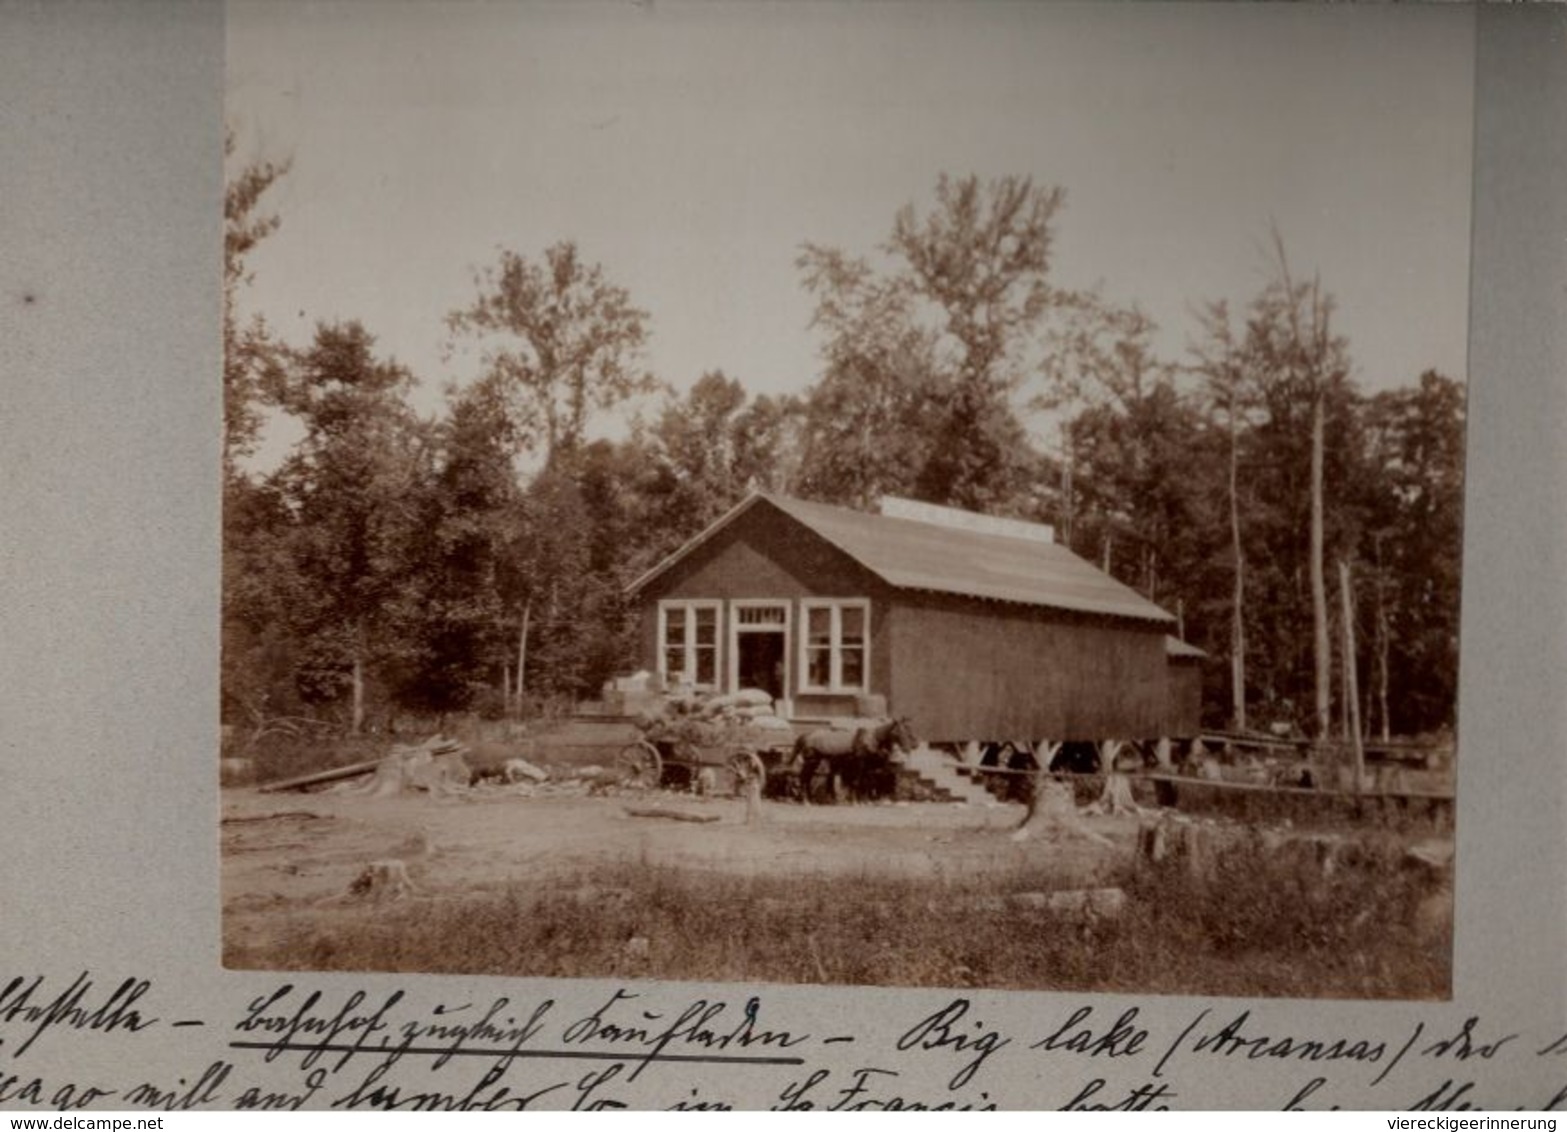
[1362,371,1465,734]
[222,140,293,731]
[647,371,800,531]
[393,375,522,719]
[222,138,289,473]
[1190,300,1257,731]
[793,244,941,507]
[797,174,1063,511]
[273,321,428,734]
[1245,236,1354,739]
[446,242,657,465]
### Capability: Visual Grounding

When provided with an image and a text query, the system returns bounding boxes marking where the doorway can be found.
[730,601,789,701]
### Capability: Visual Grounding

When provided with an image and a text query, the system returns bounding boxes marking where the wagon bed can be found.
[612,714,803,793]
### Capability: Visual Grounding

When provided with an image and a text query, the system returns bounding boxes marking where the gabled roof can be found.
[629,492,1174,626]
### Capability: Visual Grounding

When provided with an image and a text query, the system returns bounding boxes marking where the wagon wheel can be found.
[728,750,767,798]
[617,740,663,790]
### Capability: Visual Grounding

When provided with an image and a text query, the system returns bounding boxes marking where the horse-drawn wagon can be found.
[616,713,795,797]
[615,705,918,804]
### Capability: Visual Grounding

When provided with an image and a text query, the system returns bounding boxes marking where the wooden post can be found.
[1339,560,1364,793]
[744,773,763,825]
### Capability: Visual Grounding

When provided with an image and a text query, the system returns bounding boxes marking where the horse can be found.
[790,716,917,804]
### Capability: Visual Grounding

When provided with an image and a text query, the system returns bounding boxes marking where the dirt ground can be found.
[221,783,1143,964]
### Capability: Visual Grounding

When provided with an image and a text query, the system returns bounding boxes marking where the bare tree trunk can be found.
[1339,560,1364,791]
[1228,405,1247,732]
[1311,390,1330,740]
[1335,604,1349,741]
[351,651,365,737]
[1374,535,1391,743]
[515,600,531,711]
[502,660,512,716]
[1268,230,1333,744]
[1061,441,1075,550]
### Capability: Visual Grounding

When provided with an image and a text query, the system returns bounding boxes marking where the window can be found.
[799,599,869,694]
[659,601,720,690]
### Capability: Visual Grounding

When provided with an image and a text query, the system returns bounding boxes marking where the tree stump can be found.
[1086,772,1145,817]
[1137,819,1170,863]
[348,859,416,902]
[1011,776,1111,845]
[1178,823,1215,880]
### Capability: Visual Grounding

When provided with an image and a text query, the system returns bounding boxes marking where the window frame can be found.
[797,598,871,695]
[657,599,723,691]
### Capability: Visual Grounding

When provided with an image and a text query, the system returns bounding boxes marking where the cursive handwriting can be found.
[0,974,156,1058]
[1061,1077,1176,1110]
[895,998,1010,1089]
[1155,1008,1390,1080]
[1421,1017,1518,1062]
[233,985,403,1071]
[560,989,807,1082]
[398,997,554,1070]
[12,968,1567,1110]
[774,1065,997,1111]
[1033,1004,1149,1060]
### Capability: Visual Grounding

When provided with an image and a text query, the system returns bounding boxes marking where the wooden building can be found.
[627,492,1201,746]
[1164,635,1206,740]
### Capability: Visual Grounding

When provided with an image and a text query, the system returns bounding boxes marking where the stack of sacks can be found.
[637,687,794,739]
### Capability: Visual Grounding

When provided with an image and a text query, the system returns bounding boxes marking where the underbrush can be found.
[228,836,1450,1000]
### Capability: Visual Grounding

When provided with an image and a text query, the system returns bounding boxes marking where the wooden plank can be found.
[955,764,1453,803]
[1134,771,1454,802]
[1201,729,1447,759]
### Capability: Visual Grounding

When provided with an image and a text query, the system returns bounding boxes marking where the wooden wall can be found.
[637,500,1185,741]
[635,502,893,709]
[1164,660,1204,739]
[887,591,1169,743]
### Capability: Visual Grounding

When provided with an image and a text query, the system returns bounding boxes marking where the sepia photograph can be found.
[220,2,1470,1002]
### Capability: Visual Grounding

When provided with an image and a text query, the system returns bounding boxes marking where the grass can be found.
[226,834,1450,1000]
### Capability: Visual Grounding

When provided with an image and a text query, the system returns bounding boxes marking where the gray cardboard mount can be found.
[1,3,1564,1112]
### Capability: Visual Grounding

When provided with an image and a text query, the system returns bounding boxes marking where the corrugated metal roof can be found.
[627,492,1173,625]
[763,494,1174,624]
[1165,635,1208,660]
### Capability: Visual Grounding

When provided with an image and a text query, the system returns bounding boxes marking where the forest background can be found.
[223,155,1464,745]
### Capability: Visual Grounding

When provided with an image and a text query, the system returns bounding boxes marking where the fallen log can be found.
[258,758,382,794]
[623,807,721,824]
[221,810,329,825]
[258,737,467,794]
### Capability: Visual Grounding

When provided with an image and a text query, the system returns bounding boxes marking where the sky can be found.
[227,2,1475,467]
